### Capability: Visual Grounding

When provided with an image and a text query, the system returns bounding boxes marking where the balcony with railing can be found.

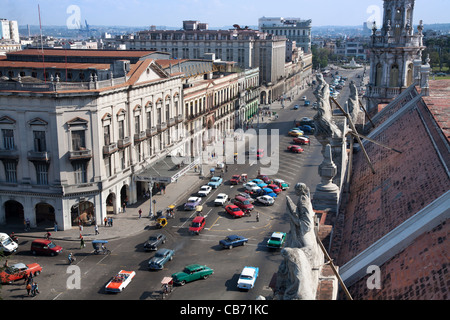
[134,131,147,143]
[175,114,185,123]
[118,136,132,149]
[103,142,118,156]
[146,126,157,137]
[27,150,51,162]
[168,118,176,127]
[157,122,167,132]
[0,147,19,160]
[69,148,92,161]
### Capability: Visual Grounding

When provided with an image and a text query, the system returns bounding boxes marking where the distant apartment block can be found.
[0,19,20,43]
[258,17,312,54]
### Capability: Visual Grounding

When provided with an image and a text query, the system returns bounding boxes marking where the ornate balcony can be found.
[146,127,157,137]
[69,149,92,161]
[168,118,176,127]
[0,148,19,160]
[27,150,51,162]
[118,136,132,149]
[157,122,167,132]
[103,143,118,156]
[175,114,184,123]
[134,131,147,143]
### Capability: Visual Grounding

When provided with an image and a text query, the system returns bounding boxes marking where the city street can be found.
[0,67,363,301]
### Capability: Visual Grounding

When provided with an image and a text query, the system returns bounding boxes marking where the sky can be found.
[3,0,450,28]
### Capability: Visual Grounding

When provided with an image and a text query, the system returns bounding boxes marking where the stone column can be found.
[312,144,340,214]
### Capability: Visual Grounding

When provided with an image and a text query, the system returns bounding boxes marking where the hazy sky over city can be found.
[4,0,450,28]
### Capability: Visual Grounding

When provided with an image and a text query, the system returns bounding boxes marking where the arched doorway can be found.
[35,203,55,225]
[120,185,129,208]
[4,200,24,224]
[106,193,116,215]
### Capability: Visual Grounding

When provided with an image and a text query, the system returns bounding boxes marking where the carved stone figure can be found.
[313,74,342,140]
[347,80,360,123]
[275,183,324,300]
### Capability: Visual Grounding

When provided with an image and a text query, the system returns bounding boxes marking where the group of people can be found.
[103,216,114,227]
[24,272,39,297]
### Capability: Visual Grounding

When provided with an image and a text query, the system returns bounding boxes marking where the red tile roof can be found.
[8,48,156,58]
[331,83,450,299]
[422,80,450,142]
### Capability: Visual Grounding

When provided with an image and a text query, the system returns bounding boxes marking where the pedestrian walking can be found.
[95,224,99,235]
[122,202,126,212]
[80,236,85,249]
[26,283,32,296]
[31,283,39,296]
[109,217,113,227]
[104,217,108,227]
[138,209,142,219]
[54,222,58,232]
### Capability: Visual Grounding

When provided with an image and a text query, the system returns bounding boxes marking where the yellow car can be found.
[288,130,303,137]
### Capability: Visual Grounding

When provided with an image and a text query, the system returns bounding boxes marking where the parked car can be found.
[225,204,245,218]
[237,192,255,203]
[287,145,304,153]
[237,266,259,290]
[262,188,278,198]
[256,195,275,206]
[304,100,311,106]
[184,197,202,210]
[293,137,310,145]
[148,248,174,270]
[231,196,254,212]
[214,193,229,206]
[267,232,287,249]
[256,174,272,184]
[273,179,289,190]
[0,233,18,255]
[298,125,315,134]
[230,175,242,185]
[171,264,214,286]
[198,185,212,197]
[208,176,223,189]
[31,239,63,256]
[293,105,299,110]
[267,184,282,194]
[301,96,307,101]
[144,233,167,251]
[105,270,136,293]
[251,179,268,188]
[0,262,42,284]
[288,130,303,137]
[189,216,206,235]
[219,235,249,249]
[243,182,261,193]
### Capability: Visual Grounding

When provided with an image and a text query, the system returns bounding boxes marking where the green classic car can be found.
[273,179,289,190]
[171,264,214,286]
[267,232,287,249]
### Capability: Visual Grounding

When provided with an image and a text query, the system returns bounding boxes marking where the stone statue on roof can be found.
[347,80,360,124]
[313,74,342,140]
[275,183,324,300]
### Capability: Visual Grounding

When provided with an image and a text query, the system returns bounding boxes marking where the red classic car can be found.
[0,262,42,284]
[267,184,282,194]
[225,205,245,218]
[287,145,304,153]
[189,216,206,235]
[230,175,242,185]
[293,137,310,145]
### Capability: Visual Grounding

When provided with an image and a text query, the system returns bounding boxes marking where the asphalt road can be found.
[0,67,363,302]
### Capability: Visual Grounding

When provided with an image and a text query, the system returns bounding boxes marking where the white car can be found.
[105,270,136,293]
[214,193,229,206]
[237,266,259,290]
[257,195,274,206]
[301,96,307,101]
[243,182,261,192]
[198,185,212,197]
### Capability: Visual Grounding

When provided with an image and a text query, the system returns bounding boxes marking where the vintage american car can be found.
[225,204,245,218]
[148,248,174,270]
[184,197,202,211]
[105,270,136,293]
[267,232,287,249]
[256,195,275,206]
[0,262,42,284]
[293,136,310,145]
[230,174,242,185]
[267,184,282,194]
[243,182,261,193]
[143,233,167,251]
[219,235,249,249]
[171,264,214,286]
[214,193,229,206]
[251,179,267,188]
[208,176,223,189]
[287,145,304,153]
[189,216,206,235]
[273,179,289,190]
[198,185,212,197]
[237,266,259,290]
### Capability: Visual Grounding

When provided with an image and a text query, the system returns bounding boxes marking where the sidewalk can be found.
[8,169,208,242]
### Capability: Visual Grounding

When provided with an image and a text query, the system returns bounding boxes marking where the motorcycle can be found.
[68,253,76,265]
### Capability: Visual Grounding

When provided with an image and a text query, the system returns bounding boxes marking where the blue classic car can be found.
[237,266,259,290]
[208,176,223,189]
[262,188,277,198]
[219,235,249,249]
[148,248,174,270]
[251,179,268,188]
[184,197,202,210]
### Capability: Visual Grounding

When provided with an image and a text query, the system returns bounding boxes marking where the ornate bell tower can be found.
[364,0,425,114]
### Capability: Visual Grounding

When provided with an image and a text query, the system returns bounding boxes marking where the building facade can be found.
[258,17,312,54]
[0,49,185,230]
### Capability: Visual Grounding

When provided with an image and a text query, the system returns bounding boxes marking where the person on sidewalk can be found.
[80,236,85,249]
[138,209,142,219]
[95,224,99,235]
